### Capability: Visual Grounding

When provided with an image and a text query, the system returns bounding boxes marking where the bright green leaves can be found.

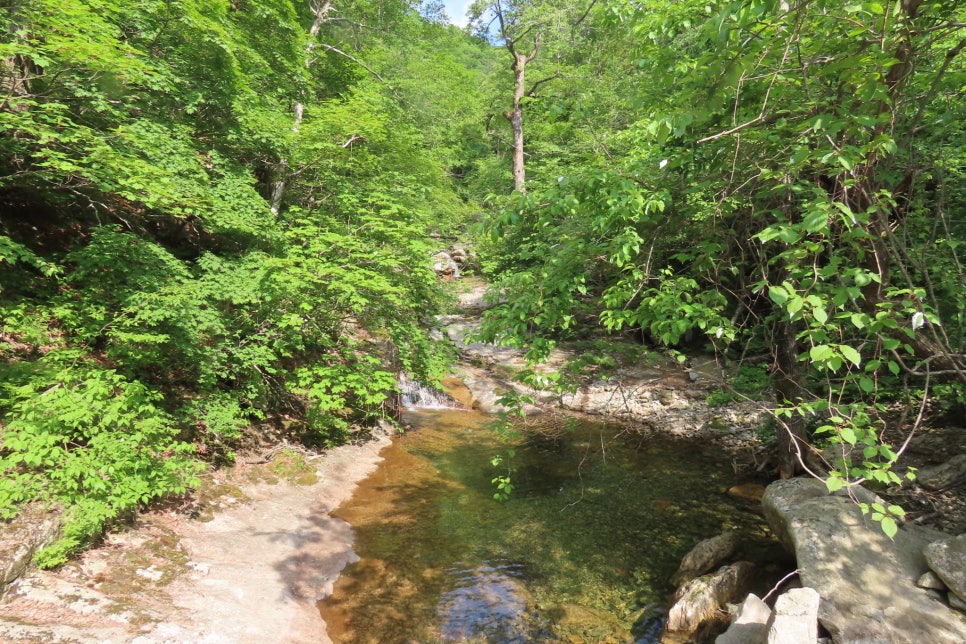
[601,269,731,347]
[861,502,907,540]
[0,0,478,566]
[0,356,201,565]
[808,343,861,371]
[0,237,60,279]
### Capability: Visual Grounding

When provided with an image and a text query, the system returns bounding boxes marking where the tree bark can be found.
[507,48,531,193]
[270,0,334,216]
[773,318,807,478]
[492,1,539,194]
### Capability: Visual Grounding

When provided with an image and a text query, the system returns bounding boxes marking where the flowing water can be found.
[318,405,786,643]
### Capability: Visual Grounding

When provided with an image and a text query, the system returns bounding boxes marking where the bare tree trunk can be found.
[270,0,334,216]
[508,51,529,193]
[491,0,540,195]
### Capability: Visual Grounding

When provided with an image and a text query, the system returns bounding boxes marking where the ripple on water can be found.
[436,560,535,642]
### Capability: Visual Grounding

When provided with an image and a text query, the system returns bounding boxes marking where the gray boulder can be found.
[763,478,966,643]
[767,587,820,644]
[672,531,741,586]
[431,251,459,278]
[0,504,64,597]
[716,593,771,644]
[917,454,966,491]
[925,534,966,603]
[666,561,755,634]
[917,570,948,591]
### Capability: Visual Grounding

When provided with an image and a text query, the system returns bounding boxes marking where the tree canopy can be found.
[0,0,494,564]
[476,0,966,533]
[2,0,965,560]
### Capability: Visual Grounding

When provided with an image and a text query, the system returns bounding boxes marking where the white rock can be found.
[767,587,820,644]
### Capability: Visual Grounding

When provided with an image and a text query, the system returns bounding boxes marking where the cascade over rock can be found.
[762,478,966,643]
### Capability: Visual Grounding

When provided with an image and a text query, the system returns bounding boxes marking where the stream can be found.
[318,393,787,643]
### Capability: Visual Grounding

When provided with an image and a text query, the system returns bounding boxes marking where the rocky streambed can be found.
[3,279,966,643]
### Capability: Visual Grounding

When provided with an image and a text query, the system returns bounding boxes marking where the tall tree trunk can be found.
[492,0,540,195]
[270,0,334,216]
[507,50,529,193]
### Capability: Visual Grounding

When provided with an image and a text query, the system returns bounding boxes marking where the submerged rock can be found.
[672,531,741,586]
[727,482,767,505]
[762,478,966,643]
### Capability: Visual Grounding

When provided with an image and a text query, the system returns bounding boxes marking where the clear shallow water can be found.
[318,409,786,643]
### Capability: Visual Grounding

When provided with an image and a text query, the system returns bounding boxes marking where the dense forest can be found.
[1,0,964,564]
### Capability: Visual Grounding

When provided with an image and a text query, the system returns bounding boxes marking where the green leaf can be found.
[769,285,790,306]
[825,476,845,492]
[802,210,828,233]
[839,345,861,366]
[840,426,857,445]
[880,516,898,539]
[810,344,833,362]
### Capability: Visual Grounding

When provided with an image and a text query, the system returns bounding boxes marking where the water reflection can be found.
[437,560,538,642]
[319,409,784,643]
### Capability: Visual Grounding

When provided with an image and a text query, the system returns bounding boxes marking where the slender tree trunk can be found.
[773,318,807,478]
[492,0,539,195]
[270,0,334,216]
[508,51,528,193]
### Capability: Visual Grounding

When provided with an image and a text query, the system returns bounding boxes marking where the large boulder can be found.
[917,454,966,491]
[432,251,460,279]
[762,478,966,643]
[0,504,64,597]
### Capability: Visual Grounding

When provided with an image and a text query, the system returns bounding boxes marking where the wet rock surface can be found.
[666,560,756,634]
[440,310,770,462]
[672,531,742,586]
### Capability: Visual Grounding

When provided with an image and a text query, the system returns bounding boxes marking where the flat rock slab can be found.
[0,429,394,644]
[763,478,966,643]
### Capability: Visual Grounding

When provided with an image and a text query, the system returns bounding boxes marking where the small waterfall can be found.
[398,374,463,410]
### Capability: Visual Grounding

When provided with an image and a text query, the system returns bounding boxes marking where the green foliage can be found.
[0,354,200,565]
[472,0,966,535]
[706,364,770,407]
[0,0,483,561]
[487,389,532,501]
